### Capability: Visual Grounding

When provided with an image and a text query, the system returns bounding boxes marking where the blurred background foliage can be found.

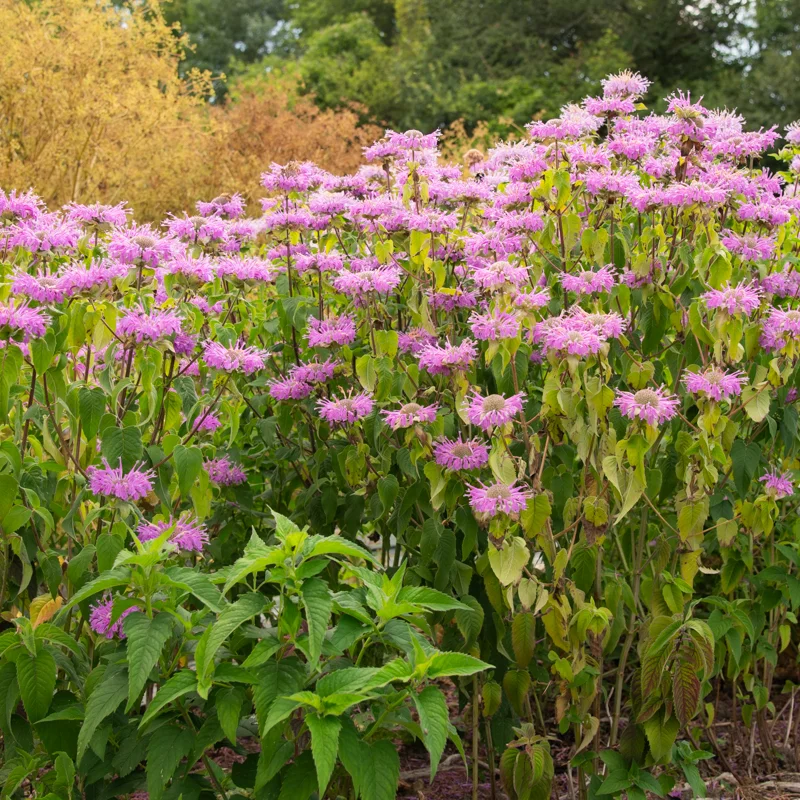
[2,0,799,216]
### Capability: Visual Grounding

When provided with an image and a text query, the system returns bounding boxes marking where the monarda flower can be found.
[89,597,139,640]
[467,481,532,517]
[206,456,247,486]
[541,325,604,357]
[614,386,680,427]
[469,310,521,341]
[418,339,478,375]
[0,300,50,339]
[470,260,529,291]
[87,459,154,502]
[269,376,313,401]
[203,341,267,376]
[66,202,129,229]
[137,513,208,552]
[117,309,184,343]
[684,367,746,401]
[331,265,403,297]
[196,193,245,219]
[307,316,357,348]
[317,392,374,426]
[398,328,437,355]
[702,283,761,316]
[196,412,222,432]
[759,470,794,499]
[108,224,176,267]
[0,189,43,222]
[466,392,524,431]
[721,231,775,261]
[290,358,339,384]
[434,437,490,471]
[513,289,550,312]
[11,270,67,304]
[602,70,651,99]
[560,266,616,295]
[7,215,81,253]
[382,402,439,429]
[160,254,215,284]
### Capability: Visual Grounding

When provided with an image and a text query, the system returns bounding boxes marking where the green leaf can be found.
[521,494,551,537]
[101,426,143,472]
[413,686,448,780]
[78,388,106,440]
[173,444,202,498]
[397,586,470,611]
[741,387,770,423]
[163,566,225,612]
[0,474,19,520]
[512,611,535,669]
[216,686,246,744]
[426,652,491,679]
[123,612,174,711]
[301,578,333,667]
[139,670,197,729]
[306,712,341,796]
[195,593,265,687]
[488,537,529,586]
[731,440,760,497]
[643,713,680,762]
[78,667,128,759]
[253,659,306,736]
[146,725,194,800]
[278,751,318,800]
[339,723,400,800]
[16,647,56,723]
[672,659,700,726]
[597,768,633,795]
[62,567,132,611]
[306,535,380,566]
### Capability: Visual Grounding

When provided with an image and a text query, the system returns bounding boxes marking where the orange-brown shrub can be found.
[0,0,377,220]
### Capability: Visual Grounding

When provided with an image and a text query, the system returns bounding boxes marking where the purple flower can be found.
[317,392,374,426]
[602,70,651,99]
[0,300,50,339]
[614,387,680,427]
[542,325,604,357]
[469,310,521,341]
[307,316,357,348]
[196,193,245,219]
[467,482,532,517]
[89,597,139,640]
[721,231,775,261]
[108,224,176,267]
[0,189,43,222]
[684,367,746,401]
[513,289,550,312]
[137,513,208,552]
[470,260,529,291]
[269,376,313,401]
[66,202,129,229]
[206,456,247,486]
[418,339,478,376]
[7,214,81,252]
[160,254,215,283]
[196,412,222,432]
[290,358,338,384]
[560,266,616,295]
[117,309,184,343]
[331,265,402,296]
[217,257,275,283]
[434,437,490,471]
[382,402,439,429]
[398,328,438,355]
[203,341,267,375]
[467,392,524,431]
[702,283,761,316]
[760,470,794,499]
[87,459,154,502]
[11,270,66,303]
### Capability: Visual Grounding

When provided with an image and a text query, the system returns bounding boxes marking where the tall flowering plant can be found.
[1,72,800,799]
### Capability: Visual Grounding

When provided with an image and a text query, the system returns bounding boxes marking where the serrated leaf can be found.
[139,670,197,729]
[425,652,492,679]
[643,713,680,762]
[101,426,143,471]
[78,388,106,440]
[672,659,700,726]
[173,444,202,498]
[306,713,341,795]
[278,750,318,800]
[124,612,174,711]
[16,647,56,723]
[414,686,449,780]
[78,667,128,759]
[301,578,333,667]
[146,725,194,800]
[216,685,246,744]
[512,611,535,669]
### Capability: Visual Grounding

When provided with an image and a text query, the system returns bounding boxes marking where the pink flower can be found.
[469,310,521,341]
[331,265,403,296]
[117,309,184,343]
[513,289,550,311]
[398,328,437,355]
[684,367,746,401]
[467,482,532,517]
[467,392,524,431]
[160,254,215,283]
[10,271,66,303]
[560,266,616,295]
[7,214,81,252]
[702,283,761,316]
[434,437,490,471]
[89,597,139,640]
[418,339,478,375]
[382,402,438,429]
[196,412,222,432]
[108,224,176,266]
[470,260,529,291]
[290,359,339,384]
[760,470,794,499]
[196,193,245,218]
[0,189,43,222]
[602,70,651,99]
[0,300,50,339]
[203,341,267,375]
[269,376,313,401]
[87,459,154,502]
[614,386,680,427]
[307,316,357,348]
[317,392,374,426]
[206,456,247,486]
[542,325,604,357]
[137,513,208,552]
[721,231,775,261]
[66,202,129,229]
